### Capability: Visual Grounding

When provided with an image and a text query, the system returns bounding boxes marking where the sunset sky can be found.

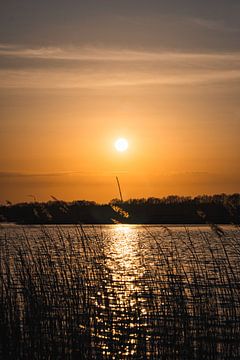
[0,0,240,203]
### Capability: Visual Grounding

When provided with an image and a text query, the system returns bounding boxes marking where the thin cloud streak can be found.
[0,170,124,178]
[0,44,240,88]
[0,171,83,178]
[190,17,240,33]
[1,69,240,89]
[1,43,240,63]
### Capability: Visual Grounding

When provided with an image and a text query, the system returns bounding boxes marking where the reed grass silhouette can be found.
[1,223,240,359]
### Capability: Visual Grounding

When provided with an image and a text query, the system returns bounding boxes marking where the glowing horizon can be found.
[0,1,239,203]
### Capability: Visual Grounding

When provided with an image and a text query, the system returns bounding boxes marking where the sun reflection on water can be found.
[94,225,148,358]
[106,225,144,275]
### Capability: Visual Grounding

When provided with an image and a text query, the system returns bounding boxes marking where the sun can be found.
[114,138,129,152]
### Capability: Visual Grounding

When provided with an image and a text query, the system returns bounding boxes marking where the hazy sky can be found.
[0,0,240,203]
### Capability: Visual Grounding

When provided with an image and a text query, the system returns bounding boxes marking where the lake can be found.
[1,224,240,359]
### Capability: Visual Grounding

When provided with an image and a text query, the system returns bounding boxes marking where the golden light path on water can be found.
[94,225,149,358]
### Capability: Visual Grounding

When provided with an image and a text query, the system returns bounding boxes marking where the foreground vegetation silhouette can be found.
[1,224,240,359]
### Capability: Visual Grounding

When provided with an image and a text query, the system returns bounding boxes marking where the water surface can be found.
[1,224,240,359]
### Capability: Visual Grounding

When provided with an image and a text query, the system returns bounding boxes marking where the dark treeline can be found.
[0,193,240,224]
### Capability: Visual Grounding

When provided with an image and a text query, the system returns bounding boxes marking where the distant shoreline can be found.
[0,222,237,227]
[0,194,239,225]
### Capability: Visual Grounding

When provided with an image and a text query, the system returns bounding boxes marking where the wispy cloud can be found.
[0,170,122,178]
[0,171,81,178]
[0,44,240,88]
[1,43,240,62]
[190,18,240,33]
[0,68,239,89]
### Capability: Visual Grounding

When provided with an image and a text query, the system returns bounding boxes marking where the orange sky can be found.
[0,1,240,203]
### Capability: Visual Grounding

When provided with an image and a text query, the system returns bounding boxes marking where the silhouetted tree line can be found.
[0,194,239,224]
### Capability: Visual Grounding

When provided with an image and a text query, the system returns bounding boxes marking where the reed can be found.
[0,224,240,359]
